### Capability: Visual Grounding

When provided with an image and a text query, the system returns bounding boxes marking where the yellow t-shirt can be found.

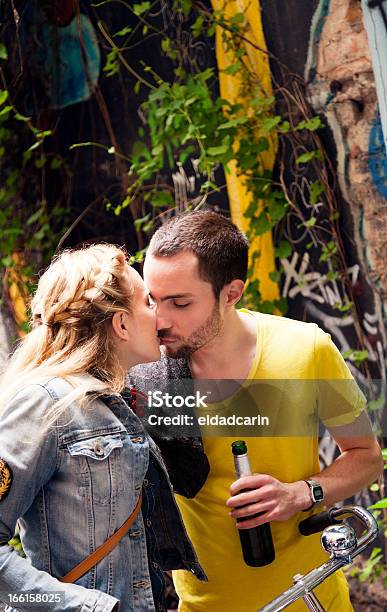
[173,310,366,611]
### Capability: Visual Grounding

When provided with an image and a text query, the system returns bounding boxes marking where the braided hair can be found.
[0,244,136,424]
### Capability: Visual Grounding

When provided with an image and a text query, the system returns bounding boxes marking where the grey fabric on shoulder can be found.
[129,357,210,498]
[130,355,191,380]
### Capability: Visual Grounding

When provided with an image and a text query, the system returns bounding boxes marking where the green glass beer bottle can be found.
[231,440,275,566]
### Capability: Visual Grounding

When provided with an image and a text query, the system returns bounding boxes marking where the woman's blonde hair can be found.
[0,243,135,425]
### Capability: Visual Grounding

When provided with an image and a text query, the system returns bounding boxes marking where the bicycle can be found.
[259,505,379,612]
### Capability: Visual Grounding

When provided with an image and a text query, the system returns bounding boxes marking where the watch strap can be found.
[302,479,323,512]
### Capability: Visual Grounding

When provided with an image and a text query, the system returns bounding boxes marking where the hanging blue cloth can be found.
[21,5,100,109]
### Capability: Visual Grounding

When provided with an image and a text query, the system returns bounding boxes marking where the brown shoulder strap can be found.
[60,493,143,583]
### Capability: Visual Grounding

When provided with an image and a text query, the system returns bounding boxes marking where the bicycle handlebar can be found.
[298,508,340,536]
[259,505,379,612]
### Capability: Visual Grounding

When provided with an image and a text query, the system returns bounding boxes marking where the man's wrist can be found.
[291,480,315,512]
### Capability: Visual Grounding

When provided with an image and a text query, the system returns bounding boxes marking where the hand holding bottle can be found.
[227,472,313,528]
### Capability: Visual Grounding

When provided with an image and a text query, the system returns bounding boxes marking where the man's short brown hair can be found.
[147,210,249,298]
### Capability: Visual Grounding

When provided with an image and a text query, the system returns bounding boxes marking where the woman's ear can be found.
[111,311,131,341]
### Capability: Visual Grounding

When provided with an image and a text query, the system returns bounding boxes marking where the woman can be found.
[0,244,205,612]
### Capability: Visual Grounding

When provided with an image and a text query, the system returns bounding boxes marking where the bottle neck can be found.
[234,452,252,478]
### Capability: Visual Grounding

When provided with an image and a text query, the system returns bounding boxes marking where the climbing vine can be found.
[0,0,380,366]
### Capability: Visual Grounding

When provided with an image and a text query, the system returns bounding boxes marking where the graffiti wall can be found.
[261,0,386,381]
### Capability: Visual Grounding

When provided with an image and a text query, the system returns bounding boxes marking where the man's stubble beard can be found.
[164,302,222,359]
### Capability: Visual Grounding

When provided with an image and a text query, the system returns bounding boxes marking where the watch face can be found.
[312,485,324,502]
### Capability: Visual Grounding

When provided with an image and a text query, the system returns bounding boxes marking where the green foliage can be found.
[319,241,337,262]
[367,396,385,412]
[296,149,323,165]
[103,48,120,77]
[310,180,325,205]
[0,0,375,343]
[369,498,387,510]
[0,43,8,60]
[349,547,386,584]
[341,349,369,367]
[66,2,340,320]
[275,240,292,259]
[0,78,69,306]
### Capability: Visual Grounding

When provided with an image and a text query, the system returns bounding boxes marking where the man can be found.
[130,211,383,612]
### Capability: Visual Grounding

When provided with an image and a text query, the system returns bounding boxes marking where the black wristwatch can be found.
[302,479,324,511]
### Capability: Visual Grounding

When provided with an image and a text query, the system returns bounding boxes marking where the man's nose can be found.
[156,311,172,331]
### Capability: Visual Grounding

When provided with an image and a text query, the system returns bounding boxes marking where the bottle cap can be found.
[231,440,247,455]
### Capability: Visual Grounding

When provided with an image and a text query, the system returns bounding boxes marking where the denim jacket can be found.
[0,376,206,612]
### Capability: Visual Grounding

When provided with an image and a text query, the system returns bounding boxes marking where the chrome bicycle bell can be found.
[321,524,357,559]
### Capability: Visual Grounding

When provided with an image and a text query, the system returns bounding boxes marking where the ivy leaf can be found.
[369,483,379,492]
[257,300,275,314]
[304,217,317,227]
[218,117,248,130]
[334,301,354,313]
[262,116,281,133]
[178,145,195,165]
[268,195,287,223]
[224,62,242,76]
[296,150,323,164]
[179,0,193,16]
[103,48,119,77]
[274,297,288,314]
[326,270,339,281]
[14,112,30,122]
[134,213,151,230]
[275,240,292,259]
[1,255,13,267]
[250,213,271,235]
[246,279,260,294]
[368,499,387,510]
[33,223,49,241]
[192,16,204,38]
[367,396,385,412]
[133,2,151,16]
[26,207,44,226]
[278,121,290,133]
[269,270,281,283]
[207,144,229,156]
[114,26,132,37]
[150,191,174,208]
[35,156,46,169]
[0,105,12,118]
[319,241,337,262]
[50,157,63,170]
[244,201,258,218]
[342,349,368,365]
[0,43,8,60]
[310,180,325,205]
[230,12,245,24]
[296,116,322,131]
[0,90,8,106]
